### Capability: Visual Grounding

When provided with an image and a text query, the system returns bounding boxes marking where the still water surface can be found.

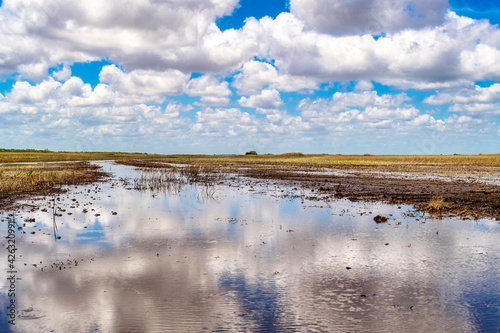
[1,162,499,332]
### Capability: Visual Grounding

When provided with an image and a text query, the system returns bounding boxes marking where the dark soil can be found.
[240,168,500,220]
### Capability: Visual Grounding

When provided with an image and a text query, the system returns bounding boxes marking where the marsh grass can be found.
[2,150,498,166]
[133,167,220,202]
[157,153,500,166]
[179,164,225,181]
[133,163,224,192]
[0,151,151,164]
[0,163,101,195]
[133,169,186,194]
[151,153,500,181]
[4,152,499,177]
[196,183,219,201]
[426,197,452,212]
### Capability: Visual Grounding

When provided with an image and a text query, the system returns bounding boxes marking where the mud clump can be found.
[373,215,388,223]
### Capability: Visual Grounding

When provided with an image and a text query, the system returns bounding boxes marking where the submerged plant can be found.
[51,198,59,241]
[133,169,186,194]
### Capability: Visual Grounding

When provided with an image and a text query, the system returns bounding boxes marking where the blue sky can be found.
[0,0,499,154]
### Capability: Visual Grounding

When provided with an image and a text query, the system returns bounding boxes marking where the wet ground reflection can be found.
[1,162,499,332]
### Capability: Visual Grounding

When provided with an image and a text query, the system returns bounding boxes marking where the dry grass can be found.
[426,197,452,212]
[2,151,499,167]
[154,153,500,179]
[0,152,152,164]
[0,163,102,196]
[159,153,500,166]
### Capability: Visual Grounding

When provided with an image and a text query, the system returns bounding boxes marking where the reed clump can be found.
[133,169,185,193]
[132,167,220,201]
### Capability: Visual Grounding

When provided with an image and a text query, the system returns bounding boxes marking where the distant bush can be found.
[245,150,258,155]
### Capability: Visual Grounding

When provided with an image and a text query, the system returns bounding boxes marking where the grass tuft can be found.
[426,197,451,211]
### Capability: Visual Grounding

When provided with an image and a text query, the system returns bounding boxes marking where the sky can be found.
[0,0,499,154]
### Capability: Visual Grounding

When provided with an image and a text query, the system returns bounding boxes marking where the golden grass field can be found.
[153,153,500,182]
[157,153,500,168]
[1,151,499,165]
[0,152,150,164]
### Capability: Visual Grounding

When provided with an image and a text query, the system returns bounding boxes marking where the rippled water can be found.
[1,162,499,332]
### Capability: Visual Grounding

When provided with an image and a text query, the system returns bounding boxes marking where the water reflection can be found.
[0,162,499,332]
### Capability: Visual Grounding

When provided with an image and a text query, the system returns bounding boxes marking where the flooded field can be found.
[1,162,499,332]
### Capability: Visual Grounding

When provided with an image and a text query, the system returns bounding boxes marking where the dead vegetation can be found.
[0,162,106,210]
[426,197,452,212]
[373,215,388,223]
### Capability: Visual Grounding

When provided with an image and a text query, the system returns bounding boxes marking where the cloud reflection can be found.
[1,162,498,332]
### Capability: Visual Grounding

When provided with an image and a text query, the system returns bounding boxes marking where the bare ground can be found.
[239,168,500,220]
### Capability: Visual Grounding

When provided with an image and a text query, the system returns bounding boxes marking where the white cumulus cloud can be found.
[290,0,449,35]
[250,12,500,88]
[232,60,317,95]
[185,75,232,106]
[99,65,189,97]
[424,83,500,116]
[238,89,283,111]
[0,0,242,77]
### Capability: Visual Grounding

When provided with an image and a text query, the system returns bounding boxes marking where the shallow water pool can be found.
[1,162,499,332]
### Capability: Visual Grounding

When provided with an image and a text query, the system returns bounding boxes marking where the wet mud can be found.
[240,168,500,220]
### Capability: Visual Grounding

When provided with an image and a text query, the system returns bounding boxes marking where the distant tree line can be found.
[0,148,52,153]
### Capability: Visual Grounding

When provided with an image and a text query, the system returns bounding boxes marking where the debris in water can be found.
[374,215,388,223]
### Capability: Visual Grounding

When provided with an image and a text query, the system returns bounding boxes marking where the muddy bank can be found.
[117,159,500,220]
[240,168,500,220]
[0,162,108,211]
